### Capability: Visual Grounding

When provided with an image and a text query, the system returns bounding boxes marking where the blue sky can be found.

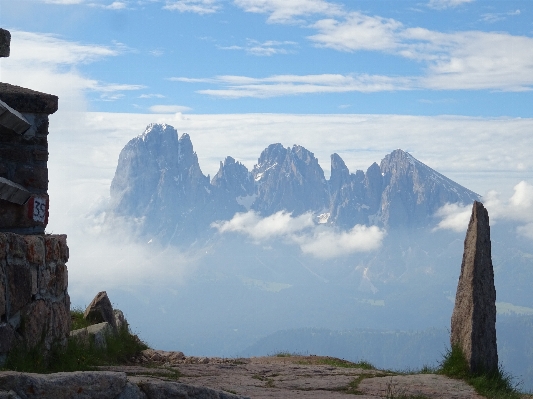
[2,0,533,116]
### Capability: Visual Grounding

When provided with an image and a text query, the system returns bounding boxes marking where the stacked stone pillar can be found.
[0,234,70,361]
[0,29,70,361]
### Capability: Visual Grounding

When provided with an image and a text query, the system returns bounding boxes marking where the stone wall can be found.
[0,83,58,235]
[0,232,70,363]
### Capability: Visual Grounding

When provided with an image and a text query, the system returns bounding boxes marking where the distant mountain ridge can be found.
[108,123,479,244]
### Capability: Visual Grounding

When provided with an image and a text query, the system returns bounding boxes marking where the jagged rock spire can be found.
[450,201,498,373]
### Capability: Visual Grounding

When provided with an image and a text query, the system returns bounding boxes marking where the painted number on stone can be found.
[33,197,47,223]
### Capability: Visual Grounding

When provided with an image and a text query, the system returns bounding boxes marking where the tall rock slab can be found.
[450,201,498,373]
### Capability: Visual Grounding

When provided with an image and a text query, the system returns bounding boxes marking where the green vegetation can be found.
[307,357,375,370]
[2,310,148,373]
[438,345,521,399]
[70,306,92,330]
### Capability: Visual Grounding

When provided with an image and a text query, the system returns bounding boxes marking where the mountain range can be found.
[108,123,479,244]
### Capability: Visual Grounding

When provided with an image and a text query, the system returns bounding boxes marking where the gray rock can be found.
[0,371,127,399]
[450,201,498,373]
[138,381,248,399]
[116,382,147,399]
[84,291,117,332]
[0,391,22,399]
[70,322,112,349]
[114,309,128,331]
[0,29,10,58]
[251,143,329,216]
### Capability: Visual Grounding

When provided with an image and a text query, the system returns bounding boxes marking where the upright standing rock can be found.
[450,201,498,373]
[84,291,118,333]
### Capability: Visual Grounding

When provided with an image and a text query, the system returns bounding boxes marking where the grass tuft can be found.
[313,357,375,370]
[70,306,92,331]
[3,310,148,373]
[438,345,521,399]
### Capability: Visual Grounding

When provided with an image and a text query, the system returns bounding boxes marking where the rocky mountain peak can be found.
[379,149,479,227]
[211,156,254,198]
[108,125,481,243]
[330,153,350,192]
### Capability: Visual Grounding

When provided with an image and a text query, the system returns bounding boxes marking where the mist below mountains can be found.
[87,123,533,390]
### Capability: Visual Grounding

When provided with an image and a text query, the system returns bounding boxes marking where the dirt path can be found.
[100,350,486,398]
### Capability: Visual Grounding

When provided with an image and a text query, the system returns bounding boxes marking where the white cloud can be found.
[416,31,533,91]
[481,9,520,23]
[42,0,84,4]
[182,26,533,94]
[294,224,385,258]
[234,0,343,23]
[139,93,166,99]
[212,211,314,241]
[1,31,143,112]
[149,104,193,113]
[219,39,298,56]
[164,0,220,14]
[308,14,533,92]
[427,0,474,10]
[174,73,413,98]
[433,203,471,232]
[434,181,533,239]
[88,1,128,9]
[212,210,385,258]
[309,12,402,52]
[10,31,117,65]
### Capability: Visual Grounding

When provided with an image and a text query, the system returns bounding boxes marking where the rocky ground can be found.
[99,350,490,399]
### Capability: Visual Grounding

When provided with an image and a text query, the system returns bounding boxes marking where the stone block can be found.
[0,83,58,115]
[57,235,69,263]
[48,302,70,347]
[49,262,67,297]
[0,263,5,321]
[71,322,112,349]
[0,233,6,262]
[6,243,31,316]
[13,165,48,191]
[32,149,48,162]
[0,100,31,136]
[0,29,10,58]
[22,300,49,350]
[0,178,31,206]
[0,324,15,353]
[37,264,52,297]
[44,236,60,262]
[23,235,44,265]
[6,234,26,260]
[0,147,32,164]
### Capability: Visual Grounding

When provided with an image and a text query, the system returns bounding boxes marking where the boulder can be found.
[70,322,112,350]
[0,371,128,399]
[450,201,498,373]
[84,291,117,332]
[0,371,249,399]
[114,309,128,332]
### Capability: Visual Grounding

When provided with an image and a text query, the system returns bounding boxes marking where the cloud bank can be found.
[1,31,144,111]
[434,181,533,239]
[212,211,386,258]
